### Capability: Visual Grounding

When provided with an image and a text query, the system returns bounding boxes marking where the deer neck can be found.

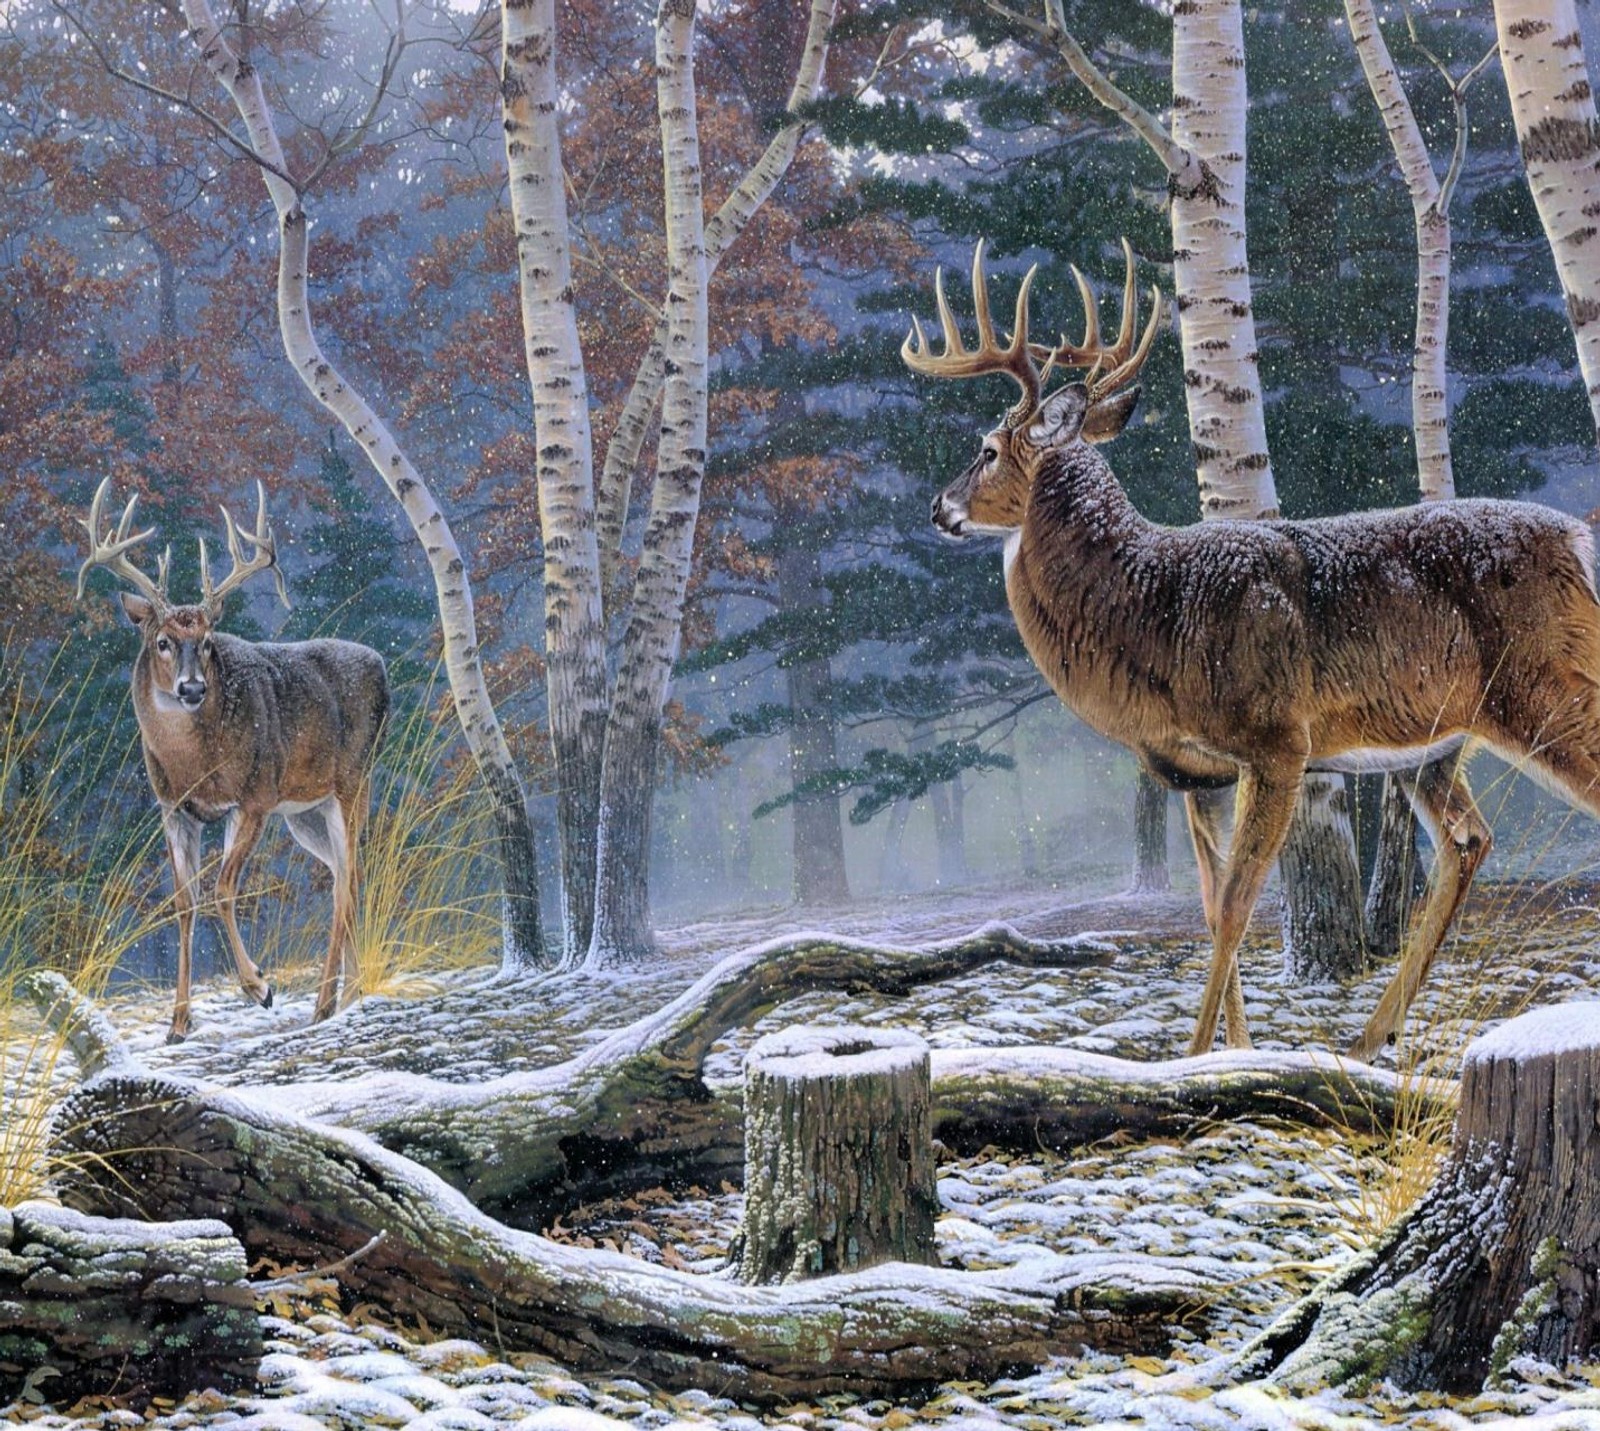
[1003,444,1150,727]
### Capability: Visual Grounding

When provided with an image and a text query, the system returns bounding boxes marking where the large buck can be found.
[903,242,1600,1060]
[78,479,389,1042]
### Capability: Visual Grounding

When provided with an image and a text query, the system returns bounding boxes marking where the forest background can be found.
[4,0,1596,985]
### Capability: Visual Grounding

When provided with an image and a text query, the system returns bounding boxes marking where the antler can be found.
[76,477,171,610]
[902,240,1045,429]
[1039,237,1164,403]
[199,481,291,617]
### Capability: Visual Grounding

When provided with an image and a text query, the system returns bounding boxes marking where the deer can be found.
[77,478,389,1043]
[902,241,1600,1062]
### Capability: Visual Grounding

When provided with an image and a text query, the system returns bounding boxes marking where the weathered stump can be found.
[734,1024,938,1284]
[1241,1002,1600,1392]
[0,1202,260,1406]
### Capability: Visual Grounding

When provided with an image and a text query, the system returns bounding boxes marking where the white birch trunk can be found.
[179,0,548,971]
[595,0,836,605]
[1169,0,1365,977]
[502,0,611,960]
[1497,0,1600,443]
[1344,0,1455,500]
[585,0,711,966]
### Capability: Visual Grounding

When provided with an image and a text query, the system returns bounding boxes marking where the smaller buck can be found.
[904,242,1600,1060]
[78,479,388,1042]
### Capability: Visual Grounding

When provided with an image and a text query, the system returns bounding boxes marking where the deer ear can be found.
[120,592,154,627]
[1025,383,1090,447]
[1082,386,1141,445]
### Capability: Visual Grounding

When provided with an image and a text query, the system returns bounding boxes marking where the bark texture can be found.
[1239,1003,1600,1393]
[1496,0,1600,442]
[1364,772,1425,960]
[1132,770,1171,894]
[735,1026,937,1283]
[502,0,610,961]
[1279,773,1366,982]
[0,1202,259,1405]
[46,1074,1216,1401]
[586,0,711,966]
[181,0,547,970]
[595,0,837,603]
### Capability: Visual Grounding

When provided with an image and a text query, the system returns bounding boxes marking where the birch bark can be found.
[1496,0,1600,443]
[585,0,711,965]
[502,0,611,961]
[179,0,548,971]
[594,0,836,607]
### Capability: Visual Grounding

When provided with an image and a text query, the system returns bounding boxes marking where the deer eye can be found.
[982,446,999,464]
[201,637,213,656]
[156,636,171,654]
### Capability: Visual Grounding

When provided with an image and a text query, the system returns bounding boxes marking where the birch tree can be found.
[167,0,550,971]
[1343,0,1494,956]
[1495,0,1600,444]
[988,0,1367,976]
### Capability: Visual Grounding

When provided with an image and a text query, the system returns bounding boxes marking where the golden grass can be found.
[0,646,170,1205]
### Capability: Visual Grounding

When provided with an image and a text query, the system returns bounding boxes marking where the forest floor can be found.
[9,866,1600,1431]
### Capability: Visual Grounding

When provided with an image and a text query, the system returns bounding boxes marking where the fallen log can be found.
[1233,1003,1600,1393]
[48,1067,1224,1400]
[0,1201,259,1406]
[28,947,1455,1229]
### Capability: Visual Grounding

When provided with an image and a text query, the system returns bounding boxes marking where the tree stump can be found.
[0,1202,260,1405]
[734,1024,938,1284]
[1242,1002,1600,1392]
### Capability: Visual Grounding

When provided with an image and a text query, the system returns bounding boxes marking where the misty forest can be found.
[9,0,1600,1426]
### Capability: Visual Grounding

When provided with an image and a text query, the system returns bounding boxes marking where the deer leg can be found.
[1349,757,1490,1062]
[162,807,203,1044]
[217,807,273,1009]
[1182,788,1247,1037]
[339,787,369,1007]
[311,797,359,1022]
[1189,763,1305,1056]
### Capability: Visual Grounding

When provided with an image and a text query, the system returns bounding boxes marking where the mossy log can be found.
[734,1025,938,1283]
[48,1067,1223,1400]
[1235,1003,1600,1393]
[0,1202,259,1406]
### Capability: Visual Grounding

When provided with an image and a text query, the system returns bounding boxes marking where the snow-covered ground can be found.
[7,875,1600,1431]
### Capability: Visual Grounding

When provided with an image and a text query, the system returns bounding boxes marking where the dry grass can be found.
[0,647,170,1205]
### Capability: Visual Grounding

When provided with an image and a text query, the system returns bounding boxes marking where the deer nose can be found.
[931,492,967,538]
[177,677,207,708]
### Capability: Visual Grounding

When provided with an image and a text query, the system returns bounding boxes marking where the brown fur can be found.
[936,382,1600,1058]
[123,597,388,1041]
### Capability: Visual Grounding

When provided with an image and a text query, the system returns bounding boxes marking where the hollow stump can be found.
[1248,1002,1600,1392]
[734,1025,938,1284]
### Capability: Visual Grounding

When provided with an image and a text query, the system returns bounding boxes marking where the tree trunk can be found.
[880,796,913,892]
[1279,773,1367,981]
[776,515,850,908]
[502,0,610,962]
[180,0,549,971]
[586,0,711,968]
[734,1025,937,1283]
[929,771,967,885]
[1132,770,1170,893]
[1364,772,1425,960]
[595,0,837,607]
[1496,0,1600,444]
[0,1201,259,1405]
[1240,1003,1600,1393]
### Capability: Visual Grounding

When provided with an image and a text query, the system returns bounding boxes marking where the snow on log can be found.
[47,1069,1224,1400]
[734,1026,938,1283]
[0,1202,259,1405]
[1235,1002,1600,1393]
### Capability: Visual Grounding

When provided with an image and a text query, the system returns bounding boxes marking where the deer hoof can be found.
[260,985,274,1010]
[165,1027,188,1046]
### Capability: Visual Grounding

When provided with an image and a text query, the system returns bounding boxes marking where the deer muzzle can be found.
[932,489,970,539]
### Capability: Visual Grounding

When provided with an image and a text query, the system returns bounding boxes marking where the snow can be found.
[1463,1002,1600,1065]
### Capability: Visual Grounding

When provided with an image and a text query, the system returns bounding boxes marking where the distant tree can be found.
[283,431,432,670]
